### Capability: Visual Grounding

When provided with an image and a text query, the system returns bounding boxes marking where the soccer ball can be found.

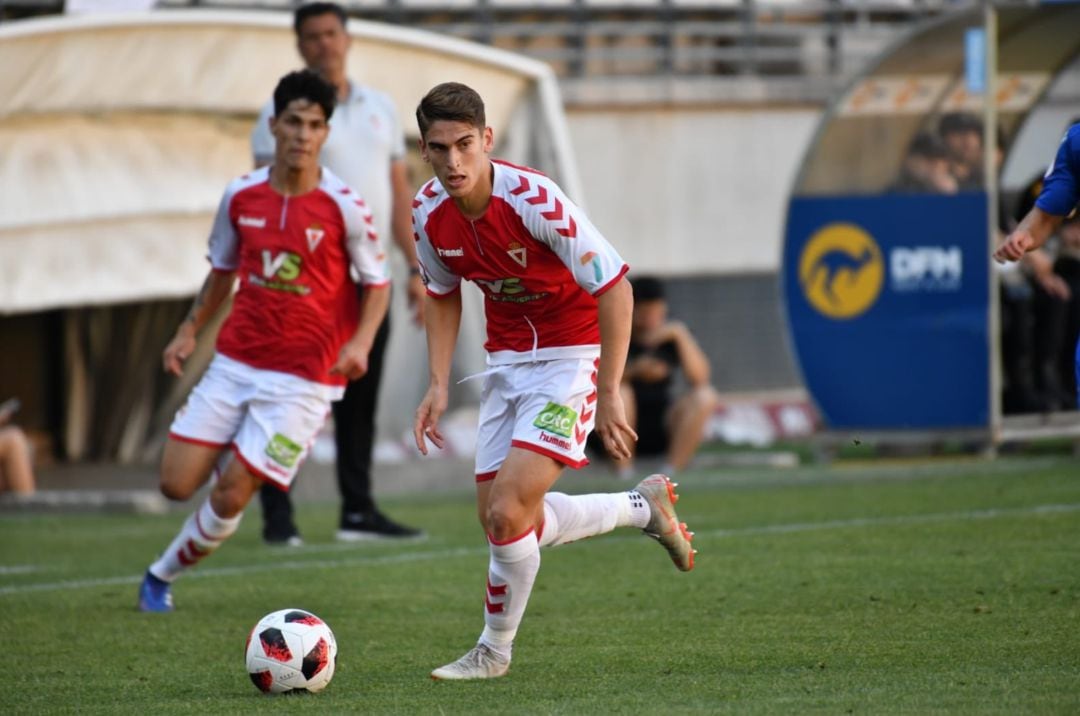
[244,608,337,694]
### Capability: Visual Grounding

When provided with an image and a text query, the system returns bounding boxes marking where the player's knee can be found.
[210,483,250,518]
[158,472,196,502]
[485,498,529,541]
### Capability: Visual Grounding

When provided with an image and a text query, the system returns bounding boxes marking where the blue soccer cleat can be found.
[137,570,174,612]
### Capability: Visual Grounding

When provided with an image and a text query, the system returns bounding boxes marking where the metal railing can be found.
[3,0,970,102]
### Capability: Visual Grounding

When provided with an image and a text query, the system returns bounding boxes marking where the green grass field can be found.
[3,454,1079,714]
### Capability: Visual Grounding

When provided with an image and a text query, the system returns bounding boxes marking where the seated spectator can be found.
[892,131,958,194]
[0,398,35,496]
[939,112,985,190]
[614,277,719,477]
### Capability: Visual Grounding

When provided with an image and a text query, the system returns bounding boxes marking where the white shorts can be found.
[474,357,600,481]
[168,354,337,490]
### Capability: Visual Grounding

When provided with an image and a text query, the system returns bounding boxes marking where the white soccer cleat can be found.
[430,643,510,681]
[635,474,696,572]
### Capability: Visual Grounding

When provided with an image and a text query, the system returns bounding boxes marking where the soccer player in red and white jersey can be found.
[136,70,390,612]
[411,82,696,679]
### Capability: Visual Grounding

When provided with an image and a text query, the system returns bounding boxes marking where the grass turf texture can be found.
[2,455,1079,714]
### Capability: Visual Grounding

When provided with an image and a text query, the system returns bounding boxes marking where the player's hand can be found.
[413,384,448,455]
[163,325,197,377]
[406,272,426,326]
[994,228,1036,263]
[331,339,370,381]
[594,390,637,461]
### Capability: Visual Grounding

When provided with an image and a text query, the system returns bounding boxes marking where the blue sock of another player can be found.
[478,529,540,661]
[148,498,242,582]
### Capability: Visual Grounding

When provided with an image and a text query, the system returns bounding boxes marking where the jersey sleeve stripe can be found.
[592,263,630,297]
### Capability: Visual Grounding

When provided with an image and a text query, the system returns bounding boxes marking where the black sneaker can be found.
[336,510,424,542]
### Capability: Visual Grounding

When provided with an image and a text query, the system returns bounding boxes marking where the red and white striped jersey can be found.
[207,166,389,386]
[413,160,628,364]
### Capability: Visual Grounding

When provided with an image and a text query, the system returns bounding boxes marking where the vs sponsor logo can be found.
[252,250,310,295]
[261,250,302,281]
[477,277,525,296]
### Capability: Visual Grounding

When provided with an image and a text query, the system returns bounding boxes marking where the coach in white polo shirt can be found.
[250,1,424,544]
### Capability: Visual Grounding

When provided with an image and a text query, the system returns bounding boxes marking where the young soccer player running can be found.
[411,82,696,679]
[136,70,390,612]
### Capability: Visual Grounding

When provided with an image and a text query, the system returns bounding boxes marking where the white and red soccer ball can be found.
[245,608,337,694]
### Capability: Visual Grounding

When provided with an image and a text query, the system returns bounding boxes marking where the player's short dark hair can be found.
[273,69,336,121]
[631,276,666,303]
[906,131,948,160]
[294,1,347,34]
[939,112,983,137]
[416,82,487,138]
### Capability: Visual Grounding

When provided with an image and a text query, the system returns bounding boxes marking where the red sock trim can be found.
[487,526,536,546]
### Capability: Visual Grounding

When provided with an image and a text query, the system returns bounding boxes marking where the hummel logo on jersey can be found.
[238,215,266,228]
[438,247,464,257]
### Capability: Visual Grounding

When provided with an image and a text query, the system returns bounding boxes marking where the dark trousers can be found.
[259,310,391,537]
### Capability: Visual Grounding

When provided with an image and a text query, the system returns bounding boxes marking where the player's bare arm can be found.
[390,160,426,325]
[332,283,390,381]
[594,278,637,460]
[163,269,236,377]
[994,206,1065,263]
[413,291,462,454]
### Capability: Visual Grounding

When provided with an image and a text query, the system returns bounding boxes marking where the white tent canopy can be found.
[0,9,581,314]
[1,10,583,452]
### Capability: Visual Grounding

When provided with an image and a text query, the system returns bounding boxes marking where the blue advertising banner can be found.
[964,28,986,94]
[782,193,989,429]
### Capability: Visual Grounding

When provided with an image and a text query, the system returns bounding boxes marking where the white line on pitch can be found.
[0,565,41,575]
[0,502,1077,598]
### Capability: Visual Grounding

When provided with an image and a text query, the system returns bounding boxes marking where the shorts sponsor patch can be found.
[265,433,302,468]
[532,402,578,439]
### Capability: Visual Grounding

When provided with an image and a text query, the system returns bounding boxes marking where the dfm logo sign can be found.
[890,247,962,292]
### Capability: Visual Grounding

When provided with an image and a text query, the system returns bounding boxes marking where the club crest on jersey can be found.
[507,242,527,268]
[305,224,325,252]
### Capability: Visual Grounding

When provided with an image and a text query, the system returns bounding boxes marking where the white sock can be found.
[148,498,242,582]
[537,491,650,548]
[478,529,540,660]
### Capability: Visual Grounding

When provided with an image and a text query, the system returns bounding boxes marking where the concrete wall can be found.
[565,105,821,276]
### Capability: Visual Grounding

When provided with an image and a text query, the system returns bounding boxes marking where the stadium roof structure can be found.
[0,9,581,314]
[790,2,1080,197]
[780,1,1080,440]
